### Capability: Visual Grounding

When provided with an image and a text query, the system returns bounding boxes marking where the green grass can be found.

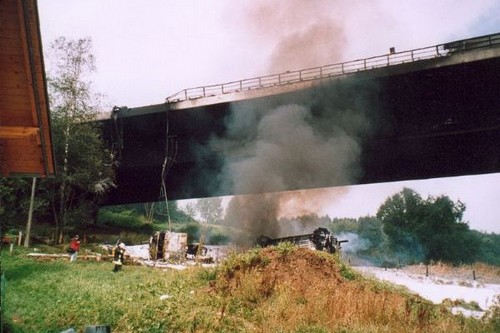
[2,246,500,333]
[2,249,219,333]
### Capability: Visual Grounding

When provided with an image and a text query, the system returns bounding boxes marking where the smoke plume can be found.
[216,81,378,243]
[214,1,380,244]
[337,232,371,253]
[242,0,348,72]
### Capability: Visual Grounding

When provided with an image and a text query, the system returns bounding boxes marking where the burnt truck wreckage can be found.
[149,231,188,261]
[148,229,345,263]
[256,228,348,254]
[148,231,220,263]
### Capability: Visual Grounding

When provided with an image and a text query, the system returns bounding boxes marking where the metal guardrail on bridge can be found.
[165,32,500,104]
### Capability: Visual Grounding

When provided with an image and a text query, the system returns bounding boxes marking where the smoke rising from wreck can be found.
[226,104,361,194]
[214,80,378,244]
[212,0,379,245]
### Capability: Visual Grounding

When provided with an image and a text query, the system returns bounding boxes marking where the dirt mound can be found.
[214,247,347,297]
[211,246,465,332]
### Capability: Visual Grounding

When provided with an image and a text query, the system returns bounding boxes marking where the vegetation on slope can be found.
[2,244,499,333]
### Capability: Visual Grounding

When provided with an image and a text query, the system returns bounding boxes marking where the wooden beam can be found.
[0,125,39,138]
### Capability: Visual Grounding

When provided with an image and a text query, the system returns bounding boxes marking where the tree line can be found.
[94,189,500,266]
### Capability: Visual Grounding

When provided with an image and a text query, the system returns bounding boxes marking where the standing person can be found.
[68,235,80,262]
[112,242,126,272]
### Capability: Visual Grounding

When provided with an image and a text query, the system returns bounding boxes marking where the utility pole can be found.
[24,177,37,247]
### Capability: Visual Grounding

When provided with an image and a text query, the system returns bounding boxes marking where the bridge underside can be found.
[101,55,500,205]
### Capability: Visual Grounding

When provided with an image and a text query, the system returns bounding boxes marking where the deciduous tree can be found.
[195,197,223,224]
[43,37,115,242]
[377,188,479,264]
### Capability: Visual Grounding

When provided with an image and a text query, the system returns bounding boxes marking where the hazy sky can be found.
[37,1,500,232]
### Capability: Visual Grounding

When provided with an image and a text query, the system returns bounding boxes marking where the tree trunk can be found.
[57,182,66,244]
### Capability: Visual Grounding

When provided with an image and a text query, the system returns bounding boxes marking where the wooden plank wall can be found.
[0,0,55,177]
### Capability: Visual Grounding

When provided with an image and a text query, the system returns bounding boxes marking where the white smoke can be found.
[337,232,371,253]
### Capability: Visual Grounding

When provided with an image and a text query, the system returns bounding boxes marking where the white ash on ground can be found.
[355,266,500,318]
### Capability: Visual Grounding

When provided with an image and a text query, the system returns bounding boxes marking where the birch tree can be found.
[45,37,115,243]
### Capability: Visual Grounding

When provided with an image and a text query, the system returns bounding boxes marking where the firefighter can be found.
[112,242,126,272]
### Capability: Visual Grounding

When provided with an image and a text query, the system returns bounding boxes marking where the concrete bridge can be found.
[99,32,500,205]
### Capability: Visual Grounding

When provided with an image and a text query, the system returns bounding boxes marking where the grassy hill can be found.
[2,244,499,332]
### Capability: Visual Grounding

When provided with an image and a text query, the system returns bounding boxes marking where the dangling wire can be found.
[111,106,123,163]
[159,105,178,231]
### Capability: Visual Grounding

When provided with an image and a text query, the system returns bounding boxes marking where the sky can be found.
[37,0,500,233]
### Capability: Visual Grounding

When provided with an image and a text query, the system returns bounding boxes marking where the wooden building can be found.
[0,0,55,177]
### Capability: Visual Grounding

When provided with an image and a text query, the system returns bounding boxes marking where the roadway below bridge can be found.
[98,33,500,205]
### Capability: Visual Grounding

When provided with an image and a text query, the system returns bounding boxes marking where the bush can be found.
[97,209,143,229]
[207,230,230,245]
[174,223,200,242]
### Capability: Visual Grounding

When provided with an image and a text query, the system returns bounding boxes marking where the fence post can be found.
[24,177,37,247]
[1,273,5,333]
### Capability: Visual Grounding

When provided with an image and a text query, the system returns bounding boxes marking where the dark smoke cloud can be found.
[225,103,361,194]
[214,1,380,244]
[224,194,280,245]
[215,79,379,243]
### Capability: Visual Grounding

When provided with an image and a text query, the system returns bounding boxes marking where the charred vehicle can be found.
[149,231,187,261]
[186,243,214,263]
[256,227,347,254]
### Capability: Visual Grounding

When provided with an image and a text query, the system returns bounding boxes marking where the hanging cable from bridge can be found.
[159,104,178,231]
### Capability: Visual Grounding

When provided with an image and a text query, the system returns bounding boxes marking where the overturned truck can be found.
[256,227,347,254]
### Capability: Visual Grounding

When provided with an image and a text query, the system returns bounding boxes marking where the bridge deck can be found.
[165,32,500,110]
[99,32,500,205]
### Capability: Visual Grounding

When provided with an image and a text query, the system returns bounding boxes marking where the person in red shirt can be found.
[68,235,81,262]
